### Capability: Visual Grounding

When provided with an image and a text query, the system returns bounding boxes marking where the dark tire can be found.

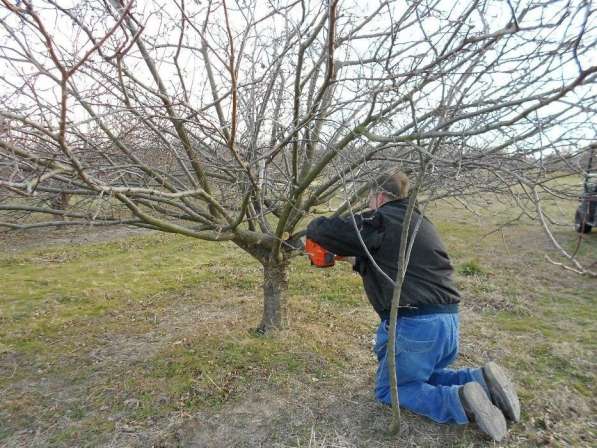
[575,209,592,233]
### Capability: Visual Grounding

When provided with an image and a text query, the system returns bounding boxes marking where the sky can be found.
[0,0,595,155]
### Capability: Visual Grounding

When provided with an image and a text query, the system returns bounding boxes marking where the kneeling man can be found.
[307,172,520,441]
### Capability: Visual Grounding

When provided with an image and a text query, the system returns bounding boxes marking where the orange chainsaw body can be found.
[305,238,344,268]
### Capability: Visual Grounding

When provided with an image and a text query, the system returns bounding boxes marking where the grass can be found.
[0,193,595,447]
[457,259,487,277]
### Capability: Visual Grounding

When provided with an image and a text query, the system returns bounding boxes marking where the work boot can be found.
[460,382,507,442]
[483,361,521,422]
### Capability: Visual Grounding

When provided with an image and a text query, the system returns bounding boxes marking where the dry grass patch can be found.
[1,194,595,447]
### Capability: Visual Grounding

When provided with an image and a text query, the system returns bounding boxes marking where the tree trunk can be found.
[257,258,289,333]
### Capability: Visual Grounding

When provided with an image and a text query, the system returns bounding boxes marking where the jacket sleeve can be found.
[306,211,385,257]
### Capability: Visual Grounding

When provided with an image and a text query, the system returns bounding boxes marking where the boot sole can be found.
[462,382,507,442]
[484,362,521,422]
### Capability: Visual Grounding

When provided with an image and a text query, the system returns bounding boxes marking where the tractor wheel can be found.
[575,209,592,233]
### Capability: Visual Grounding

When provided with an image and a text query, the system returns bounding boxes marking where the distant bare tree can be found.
[1,0,595,335]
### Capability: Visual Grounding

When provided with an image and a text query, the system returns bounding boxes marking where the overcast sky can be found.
[1,0,595,152]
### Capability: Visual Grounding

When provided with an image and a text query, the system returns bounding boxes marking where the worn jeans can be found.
[374,313,488,424]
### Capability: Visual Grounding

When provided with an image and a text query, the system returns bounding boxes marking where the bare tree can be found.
[1,0,595,335]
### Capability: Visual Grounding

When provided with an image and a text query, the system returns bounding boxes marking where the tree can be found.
[1,0,595,335]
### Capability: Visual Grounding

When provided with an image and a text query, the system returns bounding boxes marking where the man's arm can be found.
[306,211,384,257]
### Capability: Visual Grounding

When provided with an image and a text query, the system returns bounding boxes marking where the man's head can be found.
[368,171,410,210]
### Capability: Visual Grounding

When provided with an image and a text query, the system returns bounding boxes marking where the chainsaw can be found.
[305,238,345,268]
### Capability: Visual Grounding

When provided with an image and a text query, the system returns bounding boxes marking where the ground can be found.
[0,197,595,448]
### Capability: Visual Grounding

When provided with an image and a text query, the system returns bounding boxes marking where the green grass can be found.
[458,259,487,276]
[0,234,255,354]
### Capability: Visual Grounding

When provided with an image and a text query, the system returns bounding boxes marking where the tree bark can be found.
[257,258,289,333]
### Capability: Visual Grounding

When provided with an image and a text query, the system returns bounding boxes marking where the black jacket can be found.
[306,200,460,319]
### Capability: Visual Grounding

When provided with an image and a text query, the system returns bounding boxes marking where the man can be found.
[306,172,520,441]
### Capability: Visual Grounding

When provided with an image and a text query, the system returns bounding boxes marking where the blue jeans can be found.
[374,313,488,424]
